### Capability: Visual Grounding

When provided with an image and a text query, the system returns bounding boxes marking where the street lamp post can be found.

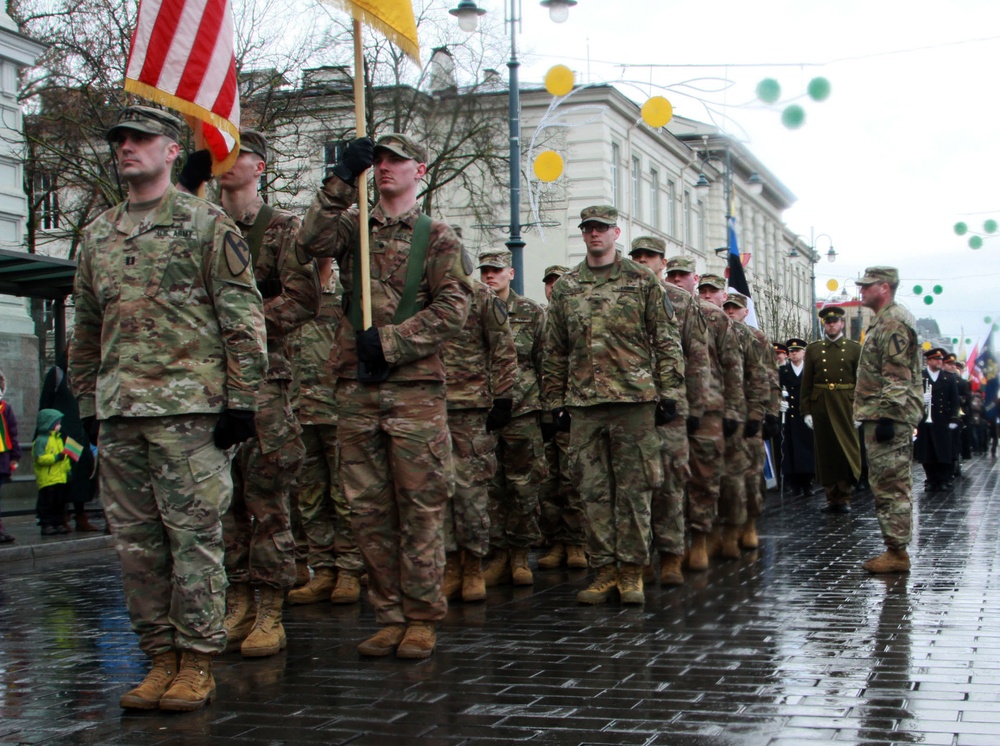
[788,229,836,339]
[451,0,577,294]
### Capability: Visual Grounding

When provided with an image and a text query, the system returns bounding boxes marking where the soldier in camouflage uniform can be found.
[543,206,684,606]
[298,133,472,659]
[629,238,707,586]
[70,107,267,711]
[478,249,550,586]
[535,264,588,571]
[854,267,922,573]
[665,258,744,571]
[440,275,517,601]
[286,261,366,606]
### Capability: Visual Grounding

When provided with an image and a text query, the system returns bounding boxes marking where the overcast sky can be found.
[487,0,1000,347]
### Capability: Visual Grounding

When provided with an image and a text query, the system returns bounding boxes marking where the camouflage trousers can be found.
[337,379,451,625]
[687,413,723,534]
[294,423,362,573]
[745,434,765,520]
[569,402,661,567]
[539,430,587,545]
[444,408,497,558]
[224,380,303,590]
[719,423,751,527]
[651,418,691,555]
[100,414,231,656]
[863,421,913,549]
[488,412,545,550]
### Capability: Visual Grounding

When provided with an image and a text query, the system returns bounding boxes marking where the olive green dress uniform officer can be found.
[542,206,684,606]
[298,133,472,659]
[854,267,922,573]
[70,107,267,711]
[800,305,862,512]
[440,278,517,602]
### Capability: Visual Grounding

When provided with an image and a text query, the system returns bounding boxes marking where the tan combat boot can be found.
[241,585,286,658]
[510,547,533,586]
[119,650,178,710]
[618,563,645,605]
[740,517,759,550]
[707,525,723,559]
[687,531,709,571]
[461,551,486,602]
[863,547,910,574]
[659,552,685,586]
[642,563,655,583]
[358,624,406,657]
[565,545,588,569]
[397,621,436,659]
[294,561,311,587]
[576,565,619,604]
[481,549,511,587]
[222,582,256,653]
[286,567,336,605]
[330,569,362,604]
[721,525,742,560]
[536,543,565,569]
[442,552,462,600]
[159,651,216,711]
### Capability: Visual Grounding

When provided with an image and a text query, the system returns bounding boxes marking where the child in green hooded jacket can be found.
[34,408,72,535]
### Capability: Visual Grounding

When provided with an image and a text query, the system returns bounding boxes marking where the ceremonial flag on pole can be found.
[125,0,241,173]
[320,0,421,64]
[726,213,759,328]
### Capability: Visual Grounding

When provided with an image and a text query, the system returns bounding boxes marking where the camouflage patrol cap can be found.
[665,255,696,274]
[478,249,512,269]
[578,205,618,227]
[786,338,808,351]
[724,292,748,309]
[239,130,268,160]
[630,236,666,256]
[818,304,845,320]
[697,273,727,290]
[543,265,569,281]
[107,106,183,143]
[856,266,899,286]
[374,133,429,164]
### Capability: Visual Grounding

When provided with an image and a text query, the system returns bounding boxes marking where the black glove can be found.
[763,414,781,439]
[540,421,557,442]
[552,407,571,433]
[214,409,257,450]
[355,327,387,368]
[686,416,700,435]
[177,149,213,192]
[722,418,740,438]
[332,137,375,185]
[875,417,895,443]
[743,419,762,438]
[485,398,513,432]
[655,399,678,426]
[82,416,100,444]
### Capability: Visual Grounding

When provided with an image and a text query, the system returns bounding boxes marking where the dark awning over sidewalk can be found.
[0,248,76,300]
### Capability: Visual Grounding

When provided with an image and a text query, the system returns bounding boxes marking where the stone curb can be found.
[0,535,115,564]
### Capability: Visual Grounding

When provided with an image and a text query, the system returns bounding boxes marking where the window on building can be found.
[649,168,660,229]
[611,142,622,208]
[324,140,349,179]
[666,180,676,237]
[34,172,60,230]
[683,189,692,246]
[631,156,641,218]
[696,199,705,252]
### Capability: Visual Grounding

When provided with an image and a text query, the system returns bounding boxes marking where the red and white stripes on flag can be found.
[125,0,240,173]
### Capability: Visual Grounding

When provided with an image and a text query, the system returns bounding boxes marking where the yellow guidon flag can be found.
[321,0,420,64]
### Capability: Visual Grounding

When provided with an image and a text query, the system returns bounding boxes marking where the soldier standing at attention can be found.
[780,338,816,497]
[543,206,683,606]
[853,267,922,573]
[70,107,267,711]
[298,133,472,658]
[914,348,961,492]
[800,306,862,513]
[477,249,550,586]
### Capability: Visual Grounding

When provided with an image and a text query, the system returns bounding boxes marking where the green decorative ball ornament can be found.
[913,285,923,294]
[994,323,999,331]
[924,295,934,305]
[954,222,968,235]
[952,338,959,344]
[781,105,806,129]
[756,78,781,104]
[966,338,972,345]
[985,219,998,233]
[970,236,983,249]
[807,77,831,102]
[933,285,943,295]
[986,316,993,324]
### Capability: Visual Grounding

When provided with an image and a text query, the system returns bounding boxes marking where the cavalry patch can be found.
[889,333,908,356]
[493,297,509,325]
[461,247,474,276]
[225,232,251,276]
[662,293,675,321]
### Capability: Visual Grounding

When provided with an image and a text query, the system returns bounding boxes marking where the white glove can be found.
[923,391,932,405]
[804,414,813,429]
[779,400,789,413]
[949,422,959,430]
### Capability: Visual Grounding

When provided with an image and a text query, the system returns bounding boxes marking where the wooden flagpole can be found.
[353,19,373,329]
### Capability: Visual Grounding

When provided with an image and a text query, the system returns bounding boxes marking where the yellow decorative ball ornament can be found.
[544,65,574,97]
[641,96,673,128]
[922,341,932,351]
[826,279,838,292]
[533,150,564,182]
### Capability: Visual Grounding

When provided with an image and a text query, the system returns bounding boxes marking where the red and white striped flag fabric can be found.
[125,0,240,173]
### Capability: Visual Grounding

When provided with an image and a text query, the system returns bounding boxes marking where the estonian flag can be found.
[726,215,759,328]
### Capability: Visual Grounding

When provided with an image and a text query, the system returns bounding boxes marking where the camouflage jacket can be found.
[70,185,267,418]
[297,176,472,382]
[730,320,771,421]
[229,196,320,382]
[800,335,861,416]
[700,299,744,421]
[506,290,546,415]
[542,255,684,408]
[747,324,782,415]
[289,274,342,426]
[854,301,922,426]
[441,282,517,411]
[663,282,709,420]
